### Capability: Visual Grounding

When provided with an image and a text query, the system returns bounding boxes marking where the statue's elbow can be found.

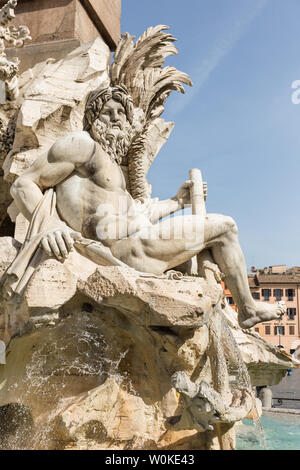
[10,177,24,200]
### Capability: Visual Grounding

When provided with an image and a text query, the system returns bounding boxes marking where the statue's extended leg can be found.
[205,215,286,328]
[111,213,285,328]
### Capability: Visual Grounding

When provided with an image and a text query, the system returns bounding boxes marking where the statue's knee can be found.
[224,216,238,235]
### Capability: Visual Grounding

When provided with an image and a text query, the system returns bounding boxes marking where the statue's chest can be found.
[83,147,125,191]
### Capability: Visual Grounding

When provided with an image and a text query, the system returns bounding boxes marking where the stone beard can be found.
[90,117,132,165]
[83,86,134,166]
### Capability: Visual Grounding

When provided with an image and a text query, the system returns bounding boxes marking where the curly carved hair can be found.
[83,85,134,132]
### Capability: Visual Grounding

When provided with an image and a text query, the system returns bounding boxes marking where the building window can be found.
[287,308,296,320]
[265,325,271,335]
[255,328,260,333]
[275,326,285,336]
[273,289,283,301]
[285,289,295,301]
[227,297,234,305]
[262,289,271,301]
[289,326,295,336]
[252,292,260,300]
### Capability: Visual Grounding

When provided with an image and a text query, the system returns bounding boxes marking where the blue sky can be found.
[121,0,300,269]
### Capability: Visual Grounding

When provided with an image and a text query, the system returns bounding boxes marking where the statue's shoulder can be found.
[50,131,95,165]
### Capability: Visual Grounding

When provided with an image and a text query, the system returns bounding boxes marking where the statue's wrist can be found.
[172,196,182,207]
[176,197,184,209]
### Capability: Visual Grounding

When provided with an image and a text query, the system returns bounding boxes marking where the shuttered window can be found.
[287,308,296,320]
[275,326,285,335]
[285,289,295,301]
[265,325,271,335]
[289,326,295,336]
[262,289,271,300]
[273,289,283,300]
[252,292,260,300]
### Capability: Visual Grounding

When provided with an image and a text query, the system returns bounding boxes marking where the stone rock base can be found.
[0,243,296,450]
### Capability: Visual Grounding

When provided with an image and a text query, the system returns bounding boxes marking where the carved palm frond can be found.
[111,25,192,121]
[110,32,136,86]
[111,25,192,201]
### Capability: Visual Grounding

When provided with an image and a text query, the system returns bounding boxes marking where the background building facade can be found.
[225,265,300,354]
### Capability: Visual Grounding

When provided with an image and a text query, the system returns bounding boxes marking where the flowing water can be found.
[237,413,300,450]
[0,312,133,449]
[220,314,267,449]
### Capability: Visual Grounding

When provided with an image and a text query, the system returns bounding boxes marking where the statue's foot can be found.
[238,301,286,329]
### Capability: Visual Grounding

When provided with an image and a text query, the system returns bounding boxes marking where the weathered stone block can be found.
[2,0,121,73]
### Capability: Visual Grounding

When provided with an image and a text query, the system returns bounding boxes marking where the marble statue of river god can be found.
[8,26,285,330]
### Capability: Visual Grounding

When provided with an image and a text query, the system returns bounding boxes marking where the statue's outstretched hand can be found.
[175,180,192,207]
[176,180,207,207]
[40,226,77,262]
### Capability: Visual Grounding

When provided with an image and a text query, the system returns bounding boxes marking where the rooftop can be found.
[257,274,300,284]
[249,272,300,285]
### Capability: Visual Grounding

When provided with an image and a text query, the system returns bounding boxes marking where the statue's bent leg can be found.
[110,214,202,274]
[203,214,286,328]
[111,213,285,328]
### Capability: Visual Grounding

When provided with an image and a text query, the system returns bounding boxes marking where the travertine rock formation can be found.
[3,36,110,184]
[0,249,295,450]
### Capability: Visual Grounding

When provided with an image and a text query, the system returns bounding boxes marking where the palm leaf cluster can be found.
[111,25,192,122]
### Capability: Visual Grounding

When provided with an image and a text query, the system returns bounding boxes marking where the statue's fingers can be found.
[47,234,63,261]
[54,232,69,259]
[183,180,193,188]
[61,231,74,252]
[41,237,52,257]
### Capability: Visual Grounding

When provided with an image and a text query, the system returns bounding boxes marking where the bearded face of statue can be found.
[90,99,132,165]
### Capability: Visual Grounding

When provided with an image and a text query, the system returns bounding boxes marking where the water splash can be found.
[220,315,267,450]
[2,311,132,449]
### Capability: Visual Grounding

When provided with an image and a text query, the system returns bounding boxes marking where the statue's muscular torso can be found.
[55,133,151,246]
